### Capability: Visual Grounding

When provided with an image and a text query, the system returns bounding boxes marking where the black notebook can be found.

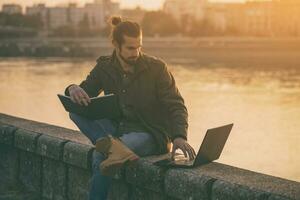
[57,94,122,120]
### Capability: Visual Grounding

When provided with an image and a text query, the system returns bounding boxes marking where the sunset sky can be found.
[0,0,246,10]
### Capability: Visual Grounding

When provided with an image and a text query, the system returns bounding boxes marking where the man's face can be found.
[115,35,142,65]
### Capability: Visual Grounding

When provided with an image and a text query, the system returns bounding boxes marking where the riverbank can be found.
[1,37,300,67]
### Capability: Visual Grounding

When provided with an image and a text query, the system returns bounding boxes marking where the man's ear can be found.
[112,40,121,52]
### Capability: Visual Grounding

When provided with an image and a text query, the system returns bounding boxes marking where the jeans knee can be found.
[69,112,87,127]
[69,112,80,122]
[120,132,157,157]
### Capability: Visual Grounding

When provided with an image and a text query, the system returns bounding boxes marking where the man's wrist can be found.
[65,84,77,96]
[69,84,77,90]
[68,84,78,93]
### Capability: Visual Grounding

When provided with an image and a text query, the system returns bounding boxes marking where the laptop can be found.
[57,93,122,120]
[154,123,233,168]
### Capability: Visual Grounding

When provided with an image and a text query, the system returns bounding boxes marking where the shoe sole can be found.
[101,154,139,176]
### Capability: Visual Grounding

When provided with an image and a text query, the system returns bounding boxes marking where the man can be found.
[64,16,196,200]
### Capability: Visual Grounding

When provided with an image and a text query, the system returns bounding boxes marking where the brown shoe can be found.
[95,135,139,176]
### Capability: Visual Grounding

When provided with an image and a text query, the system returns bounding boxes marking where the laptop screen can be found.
[194,123,233,166]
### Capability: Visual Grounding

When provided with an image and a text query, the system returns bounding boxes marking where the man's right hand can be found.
[68,84,91,106]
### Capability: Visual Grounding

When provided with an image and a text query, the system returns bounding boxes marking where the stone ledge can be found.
[14,129,41,153]
[0,123,18,145]
[36,134,68,160]
[0,113,90,145]
[126,154,171,193]
[211,179,270,200]
[191,162,300,200]
[0,191,39,200]
[0,144,19,192]
[164,168,216,200]
[63,141,94,170]
[42,158,67,200]
[268,195,293,200]
[1,113,300,200]
[67,166,91,200]
[18,151,42,194]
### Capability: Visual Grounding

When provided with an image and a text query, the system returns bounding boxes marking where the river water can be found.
[0,57,299,182]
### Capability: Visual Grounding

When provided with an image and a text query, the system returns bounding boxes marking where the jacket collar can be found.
[135,52,149,74]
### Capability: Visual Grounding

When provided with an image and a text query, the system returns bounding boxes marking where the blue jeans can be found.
[69,113,158,200]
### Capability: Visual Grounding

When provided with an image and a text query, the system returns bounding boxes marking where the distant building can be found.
[270,0,300,37]
[206,0,300,37]
[25,0,120,30]
[65,3,107,29]
[205,4,228,32]
[26,4,48,30]
[206,3,249,34]
[49,7,69,29]
[242,1,273,36]
[108,1,121,16]
[93,0,120,19]
[162,0,300,37]
[2,4,22,14]
[163,0,207,21]
[121,7,146,23]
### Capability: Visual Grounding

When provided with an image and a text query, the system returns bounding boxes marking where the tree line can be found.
[0,11,234,38]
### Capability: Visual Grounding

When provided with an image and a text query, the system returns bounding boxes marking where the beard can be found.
[119,53,139,66]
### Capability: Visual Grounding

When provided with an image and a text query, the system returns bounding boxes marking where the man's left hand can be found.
[171,137,196,161]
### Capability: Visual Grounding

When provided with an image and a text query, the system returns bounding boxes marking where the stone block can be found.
[67,166,91,200]
[165,168,216,200]
[211,180,270,200]
[0,191,39,200]
[42,158,67,200]
[125,156,167,193]
[268,195,293,200]
[196,162,300,200]
[19,151,42,193]
[107,179,130,200]
[0,124,17,145]
[36,134,68,160]
[129,186,169,200]
[14,129,41,153]
[0,144,19,192]
[63,142,93,170]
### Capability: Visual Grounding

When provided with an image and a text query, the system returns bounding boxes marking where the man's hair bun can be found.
[111,16,122,26]
[109,16,141,46]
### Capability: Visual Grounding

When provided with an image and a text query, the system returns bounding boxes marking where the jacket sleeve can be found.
[64,63,103,97]
[156,63,188,142]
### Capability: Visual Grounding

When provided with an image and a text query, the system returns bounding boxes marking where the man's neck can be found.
[116,52,134,73]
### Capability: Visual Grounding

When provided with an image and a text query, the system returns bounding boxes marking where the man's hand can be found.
[68,84,91,106]
[171,137,196,161]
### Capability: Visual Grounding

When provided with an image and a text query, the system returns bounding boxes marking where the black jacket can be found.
[65,51,188,154]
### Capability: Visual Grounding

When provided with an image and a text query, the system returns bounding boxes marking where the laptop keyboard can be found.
[175,159,194,165]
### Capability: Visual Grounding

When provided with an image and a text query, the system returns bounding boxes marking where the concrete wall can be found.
[0,113,299,200]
